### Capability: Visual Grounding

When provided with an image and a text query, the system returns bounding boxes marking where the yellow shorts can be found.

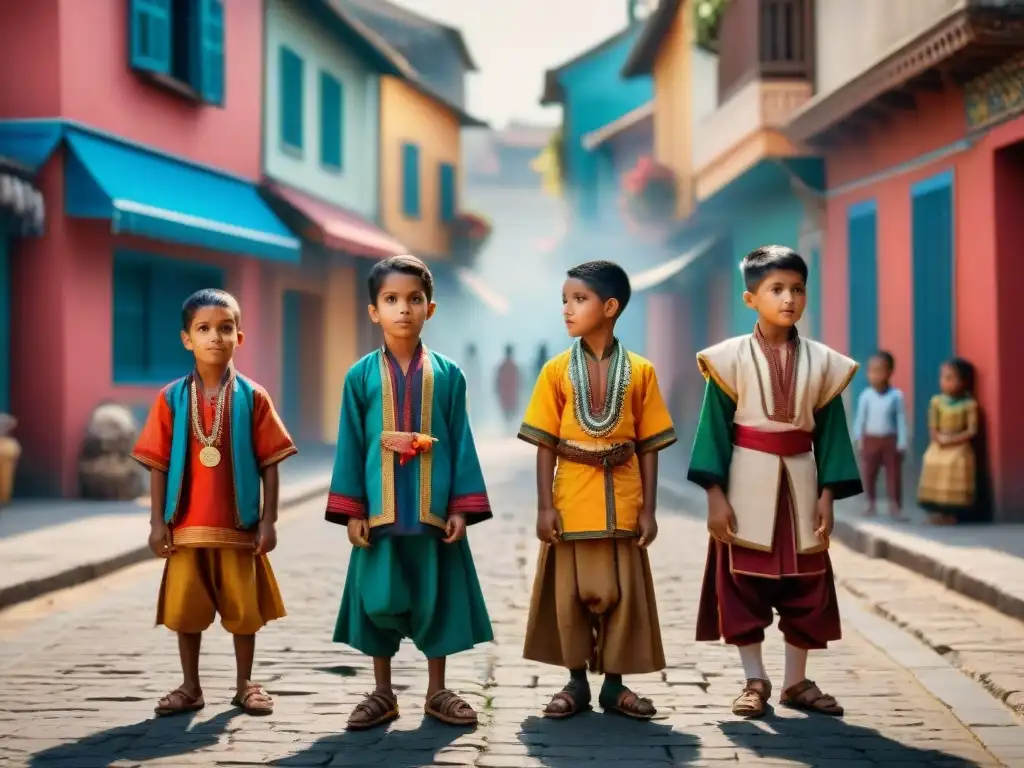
[156,547,286,635]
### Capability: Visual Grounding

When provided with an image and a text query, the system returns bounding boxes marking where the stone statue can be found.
[78,402,144,501]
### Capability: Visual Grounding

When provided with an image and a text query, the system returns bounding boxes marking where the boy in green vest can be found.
[132,288,297,717]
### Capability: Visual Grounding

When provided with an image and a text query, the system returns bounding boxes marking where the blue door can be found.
[912,172,954,457]
[847,200,878,401]
[281,290,303,438]
[0,229,9,414]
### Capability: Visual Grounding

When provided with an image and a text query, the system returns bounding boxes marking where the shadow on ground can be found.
[271,715,470,767]
[720,710,987,766]
[28,709,238,768]
[520,712,700,768]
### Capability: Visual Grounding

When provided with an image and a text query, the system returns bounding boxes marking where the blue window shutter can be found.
[319,71,343,170]
[193,0,225,106]
[439,163,456,222]
[402,143,421,218]
[129,0,172,75]
[112,256,150,382]
[279,47,304,151]
[847,202,879,402]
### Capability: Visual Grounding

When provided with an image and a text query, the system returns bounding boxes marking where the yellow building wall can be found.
[320,264,358,443]
[652,1,694,220]
[380,77,461,258]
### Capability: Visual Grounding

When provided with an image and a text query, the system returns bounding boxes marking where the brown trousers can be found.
[523,538,665,675]
[861,435,902,506]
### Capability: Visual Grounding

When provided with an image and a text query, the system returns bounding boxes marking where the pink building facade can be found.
[0,0,300,496]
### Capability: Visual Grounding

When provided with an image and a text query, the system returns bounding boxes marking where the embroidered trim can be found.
[449,492,491,514]
[818,361,859,410]
[131,451,169,473]
[171,526,257,548]
[517,424,558,448]
[696,354,737,403]
[568,338,631,438]
[637,428,678,454]
[326,492,367,519]
[259,445,298,470]
[419,350,445,531]
[376,350,398,528]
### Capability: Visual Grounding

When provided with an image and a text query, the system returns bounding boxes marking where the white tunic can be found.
[696,335,858,554]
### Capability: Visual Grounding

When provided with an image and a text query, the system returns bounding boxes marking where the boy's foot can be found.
[731,678,771,718]
[424,689,478,726]
[231,683,274,716]
[543,678,592,719]
[154,686,204,717]
[598,682,656,720]
[347,689,399,731]
[780,679,844,716]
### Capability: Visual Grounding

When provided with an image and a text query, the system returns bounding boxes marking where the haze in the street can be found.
[385,0,632,126]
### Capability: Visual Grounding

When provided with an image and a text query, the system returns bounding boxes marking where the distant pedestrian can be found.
[853,351,907,520]
[534,343,548,381]
[464,342,483,420]
[496,344,521,433]
[918,357,978,526]
[132,288,296,717]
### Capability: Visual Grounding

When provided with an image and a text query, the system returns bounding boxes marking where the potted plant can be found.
[695,0,728,52]
[622,156,677,226]
[0,414,21,507]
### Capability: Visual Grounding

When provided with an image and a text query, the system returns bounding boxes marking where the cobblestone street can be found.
[0,441,1020,767]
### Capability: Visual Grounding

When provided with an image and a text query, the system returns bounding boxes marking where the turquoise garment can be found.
[334,536,494,658]
[325,345,491,532]
[163,372,260,528]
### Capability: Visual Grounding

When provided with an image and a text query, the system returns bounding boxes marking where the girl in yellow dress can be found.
[917,358,978,525]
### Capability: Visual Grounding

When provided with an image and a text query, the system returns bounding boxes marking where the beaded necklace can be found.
[568,338,631,438]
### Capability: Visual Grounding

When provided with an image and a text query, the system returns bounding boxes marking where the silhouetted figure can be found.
[534,343,548,381]
[496,344,521,435]
[464,342,483,422]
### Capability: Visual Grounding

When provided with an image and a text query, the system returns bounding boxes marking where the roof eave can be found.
[621,0,682,78]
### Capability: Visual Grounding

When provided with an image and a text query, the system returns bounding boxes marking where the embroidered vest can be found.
[162,373,261,529]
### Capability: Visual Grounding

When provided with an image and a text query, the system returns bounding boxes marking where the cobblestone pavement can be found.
[0,443,1017,767]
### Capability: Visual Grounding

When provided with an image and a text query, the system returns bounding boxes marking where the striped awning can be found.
[0,159,44,235]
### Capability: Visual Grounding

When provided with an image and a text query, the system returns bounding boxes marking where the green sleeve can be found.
[687,378,736,490]
[325,367,368,525]
[813,396,863,500]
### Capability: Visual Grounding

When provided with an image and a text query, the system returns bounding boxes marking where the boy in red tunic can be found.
[132,289,296,717]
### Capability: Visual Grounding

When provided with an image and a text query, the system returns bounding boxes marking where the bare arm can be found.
[261,464,280,524]
[536,446,556,511]
[639,450,658,518]
[149,470,168,526]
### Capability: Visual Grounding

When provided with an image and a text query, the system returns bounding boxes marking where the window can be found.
[438,162,456,223]
[319,71,344,171]
[112,252,224,383]
[129,0,224,106]
[847,200,878,401]
[280,46,304,153]
[402,143,421,218]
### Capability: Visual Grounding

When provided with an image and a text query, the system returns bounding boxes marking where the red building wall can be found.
[822,86,1024,518]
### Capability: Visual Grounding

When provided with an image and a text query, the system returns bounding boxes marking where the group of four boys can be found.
[132,244,862,726]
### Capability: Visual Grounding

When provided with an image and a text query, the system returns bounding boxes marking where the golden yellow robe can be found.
[518,347,676,539]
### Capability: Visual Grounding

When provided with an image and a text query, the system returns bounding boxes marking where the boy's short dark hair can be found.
[181,288,241,331]
[872,350,895,371]
[566,260,631,318]
[367,255,433,304]
[740,245,808,292]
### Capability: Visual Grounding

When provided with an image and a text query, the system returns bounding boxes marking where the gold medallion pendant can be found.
[199,446,222,468]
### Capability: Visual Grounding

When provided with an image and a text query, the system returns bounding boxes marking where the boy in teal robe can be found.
[326,255,493,731]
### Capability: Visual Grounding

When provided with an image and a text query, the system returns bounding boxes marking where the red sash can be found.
[733,424,812,456]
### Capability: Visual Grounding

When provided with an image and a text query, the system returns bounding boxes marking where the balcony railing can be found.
[717,0,813,103]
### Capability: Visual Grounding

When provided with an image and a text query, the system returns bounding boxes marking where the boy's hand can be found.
[814,496,835,539]
[443,513,467,544]
[148,521,174,558]
[636,511,658,548]
[347,518,370,548]
[536,507,561,544]
[254,519,278,555]
[707,495,737,543]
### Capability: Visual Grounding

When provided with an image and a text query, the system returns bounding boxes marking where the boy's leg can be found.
[230,634,274,715]
[883,440,904,518]
[424,656,479,726]
[861,439,882,515]
[544,667,592,719]
[155,632,205,716]
[346,657,400,731]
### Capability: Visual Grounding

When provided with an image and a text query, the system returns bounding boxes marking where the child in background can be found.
[918,358,979,525]
[852,351,907,520]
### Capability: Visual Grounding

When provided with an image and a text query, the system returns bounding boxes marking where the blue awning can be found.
[64,128,300,262]
[0,121,63,171]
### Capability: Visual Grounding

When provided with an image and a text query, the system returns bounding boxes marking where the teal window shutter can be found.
[402,143,421,218]
[319,71,343,171]
[847,201,878,401]
[280,47,304,151]
[193,0,225,106]
[112,258,151,381]
[439,162,456,222]
[129,0,172,75]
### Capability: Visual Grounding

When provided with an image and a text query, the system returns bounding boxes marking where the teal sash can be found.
[163,372,261,528]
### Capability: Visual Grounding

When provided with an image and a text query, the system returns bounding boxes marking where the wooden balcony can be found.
[717,0,814,103]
